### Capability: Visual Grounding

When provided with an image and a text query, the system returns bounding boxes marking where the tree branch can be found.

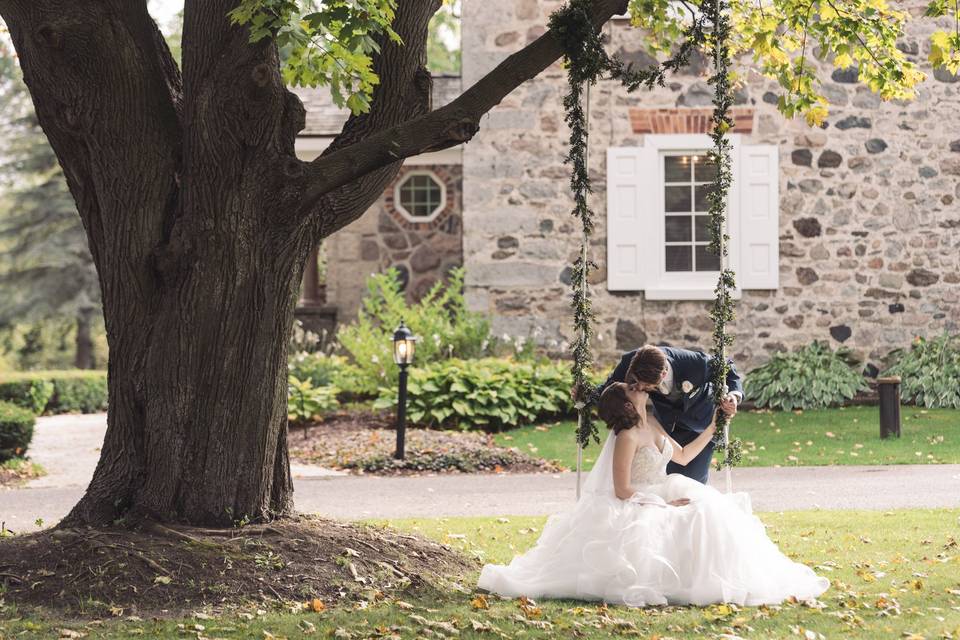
[296,0,628,225]
[295,0,440,241]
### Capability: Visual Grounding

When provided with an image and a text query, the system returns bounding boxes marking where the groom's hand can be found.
[719,393,739,418]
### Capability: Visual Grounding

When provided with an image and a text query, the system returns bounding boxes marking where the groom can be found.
[598,345,743,484]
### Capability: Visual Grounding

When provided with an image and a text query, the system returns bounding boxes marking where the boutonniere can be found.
[681,380,694,394]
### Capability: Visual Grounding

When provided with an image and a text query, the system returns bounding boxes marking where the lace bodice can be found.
[630,436,672,487]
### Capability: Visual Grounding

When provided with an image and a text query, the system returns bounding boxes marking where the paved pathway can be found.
[2,414,958,529]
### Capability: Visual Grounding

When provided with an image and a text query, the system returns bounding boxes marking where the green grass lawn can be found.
[494,406,960,471]
[3,509,959,639]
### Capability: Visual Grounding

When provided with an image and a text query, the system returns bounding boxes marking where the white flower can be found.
[681,380,694,394]
[371,354,380,364]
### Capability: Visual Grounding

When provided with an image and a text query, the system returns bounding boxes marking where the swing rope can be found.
[575,80,591,501]
[551,0,740,499]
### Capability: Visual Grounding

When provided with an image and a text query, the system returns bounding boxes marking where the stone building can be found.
[303,0,960,370]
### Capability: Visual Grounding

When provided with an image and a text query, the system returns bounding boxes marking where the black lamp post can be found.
[392,320,417,459]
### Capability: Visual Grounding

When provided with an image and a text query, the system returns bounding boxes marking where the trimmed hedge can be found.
[0,378,53,414]
[0,370,108,414]
[0,400,35,462]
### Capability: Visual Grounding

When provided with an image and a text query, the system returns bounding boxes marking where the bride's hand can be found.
[668,498,691,507]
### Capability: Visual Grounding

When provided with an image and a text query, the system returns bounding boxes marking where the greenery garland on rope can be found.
[702,0,743,469]
[550,0,741,469]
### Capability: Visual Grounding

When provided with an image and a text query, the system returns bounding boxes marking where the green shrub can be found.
[745,343,868,411]
[886,334,960,408]
[337,268,492,396]
[373,358,573,430]
[288,352,347,387]
[47,372,108,413]
[287,376,339,425]
[0,400,35,462]
[0,370,107,414]
[0,378,53,414]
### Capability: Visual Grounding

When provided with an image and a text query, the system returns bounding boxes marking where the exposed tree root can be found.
[0,515,475,617]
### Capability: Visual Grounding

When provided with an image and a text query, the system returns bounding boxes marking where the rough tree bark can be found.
[0,0,626,526]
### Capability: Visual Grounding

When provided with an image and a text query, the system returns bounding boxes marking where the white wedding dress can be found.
[478,431,829,607]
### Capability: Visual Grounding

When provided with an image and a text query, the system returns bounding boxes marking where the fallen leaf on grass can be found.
[308,598,325,612]
[703,603,735,621]
[409,614,459,636]
[470,595,489,610]
[153,575,171,585]
[58,630,86,639]
[518,596,543,618]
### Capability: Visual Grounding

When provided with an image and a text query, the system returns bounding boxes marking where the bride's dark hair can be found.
[597,383,645,434]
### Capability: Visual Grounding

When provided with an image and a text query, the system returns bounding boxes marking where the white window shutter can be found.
[737,144,779,289]
[606,146,654,291]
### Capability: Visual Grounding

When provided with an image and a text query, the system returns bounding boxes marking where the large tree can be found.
[0,0,929,527]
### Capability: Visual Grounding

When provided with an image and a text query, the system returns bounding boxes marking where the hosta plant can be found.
[745,342,867,411]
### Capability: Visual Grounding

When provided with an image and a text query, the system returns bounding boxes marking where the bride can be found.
[478,382,829,607]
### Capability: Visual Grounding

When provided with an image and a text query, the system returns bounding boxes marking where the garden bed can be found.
[0,458,44,488]
[288,408,563,475]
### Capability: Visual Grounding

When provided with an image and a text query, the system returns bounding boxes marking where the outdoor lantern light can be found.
[392,321,417,365]
[392,321,417,459]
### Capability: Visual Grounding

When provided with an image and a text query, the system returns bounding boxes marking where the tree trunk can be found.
[69,238,302,525]
[74,309,95,370]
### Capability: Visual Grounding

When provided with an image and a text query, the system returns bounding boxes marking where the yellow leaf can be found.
[856,569,877,582]
[804,105,829,127]
[309,598,325,612]
[834,53,854,69]
[471,594,489,610]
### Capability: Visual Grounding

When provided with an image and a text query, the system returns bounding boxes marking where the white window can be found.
[606,134,779,299]
[394,170,446,222]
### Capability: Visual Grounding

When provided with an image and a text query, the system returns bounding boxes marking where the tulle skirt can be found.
[478,474,829,607]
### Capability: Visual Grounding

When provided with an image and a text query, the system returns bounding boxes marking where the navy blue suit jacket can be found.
[599,346,743,434]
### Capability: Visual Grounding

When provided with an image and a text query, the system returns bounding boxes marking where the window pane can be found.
[694,156,717,182]
[694,183,715,212]
[399,174,442,217]
[695,245,721,271]
[665,245,692,272]
[664,185,691,212]
[664,156,690,182]
[665,215,692,242]
[694,215,712,242]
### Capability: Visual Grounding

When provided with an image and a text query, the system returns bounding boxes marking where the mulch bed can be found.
[0,516,475,617]
[288,408,562,476]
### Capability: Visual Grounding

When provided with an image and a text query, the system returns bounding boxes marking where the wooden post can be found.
[877,376,901,439]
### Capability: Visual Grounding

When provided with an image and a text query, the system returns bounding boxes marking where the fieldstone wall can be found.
[325,164,463,318]
[462,0,960,372]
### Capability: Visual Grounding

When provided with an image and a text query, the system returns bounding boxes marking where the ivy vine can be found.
[551,0,739,466]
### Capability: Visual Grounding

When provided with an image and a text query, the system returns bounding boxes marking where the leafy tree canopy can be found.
[229,0,953,126]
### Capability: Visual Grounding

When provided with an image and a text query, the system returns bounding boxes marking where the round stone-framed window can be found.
[394,170,446,223]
